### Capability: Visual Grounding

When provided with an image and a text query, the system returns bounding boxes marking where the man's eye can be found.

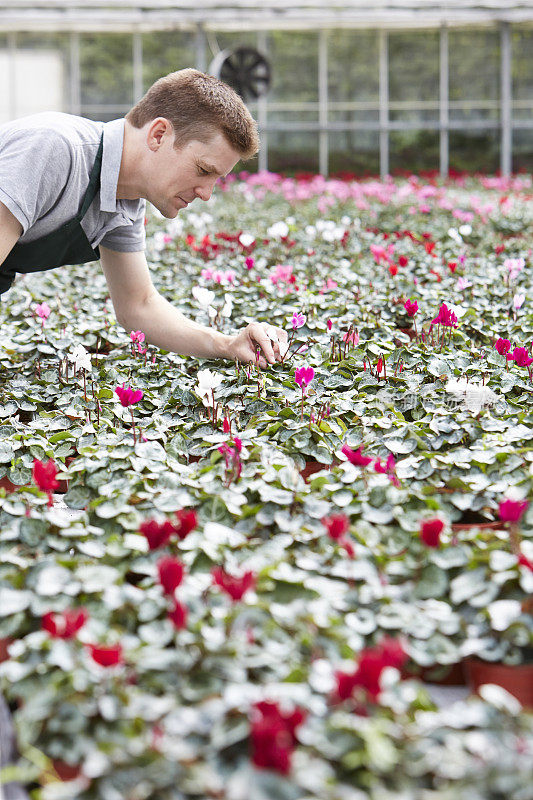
[198,167,209,176]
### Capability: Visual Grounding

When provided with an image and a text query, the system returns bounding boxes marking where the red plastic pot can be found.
[300,461,336,482]
[451,521,502,532]
[464,658,533,708]
[0,637,13,663]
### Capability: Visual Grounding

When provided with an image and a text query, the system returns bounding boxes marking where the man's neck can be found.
[116,121,144,200]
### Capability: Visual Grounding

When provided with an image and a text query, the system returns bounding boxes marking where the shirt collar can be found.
[100,117,128,214]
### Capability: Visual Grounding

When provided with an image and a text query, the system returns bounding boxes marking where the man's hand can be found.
[226,322,289,368]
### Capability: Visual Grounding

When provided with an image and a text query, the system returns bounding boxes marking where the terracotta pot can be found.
[0,456,75,496]
[300,461,334,482]
[464,657,533,708]
[0,637,13,663]
[397,327,417,340]
[451,521,502,532]
[52,759,82,782]
[419,661,466,686]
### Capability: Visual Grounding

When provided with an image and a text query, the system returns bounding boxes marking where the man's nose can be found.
[195,180,216,202]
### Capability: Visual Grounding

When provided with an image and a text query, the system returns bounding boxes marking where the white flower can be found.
[513,293,525,310]
[447,227,463,243]
[238,233,255,248]
[192,286,216,308]
[445,378,499,413]
[459,224,472,236]
[267,220,289,238]
[67,344,92,372]
[221,294,233,318]
[196,369,223,405]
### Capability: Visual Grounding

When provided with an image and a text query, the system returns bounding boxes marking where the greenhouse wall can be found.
[0,24,531,176]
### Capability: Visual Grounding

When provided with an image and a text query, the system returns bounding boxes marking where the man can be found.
[0,68,286,367]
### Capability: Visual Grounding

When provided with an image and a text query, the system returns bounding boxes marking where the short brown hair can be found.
[126,68,259,160]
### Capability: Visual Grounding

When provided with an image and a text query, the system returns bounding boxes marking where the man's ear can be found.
[147,118,172,151]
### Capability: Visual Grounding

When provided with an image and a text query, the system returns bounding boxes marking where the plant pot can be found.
[300,461,334,482]
[419,661,466,686]
[451,521,502,532]
[0,637,13,663]
[52,759,83,782]
[464,657,533,708]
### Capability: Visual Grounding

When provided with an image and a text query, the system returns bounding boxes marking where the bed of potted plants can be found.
[0,169,532,798]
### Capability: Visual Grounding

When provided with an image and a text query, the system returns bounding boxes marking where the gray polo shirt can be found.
[0,112,145,253]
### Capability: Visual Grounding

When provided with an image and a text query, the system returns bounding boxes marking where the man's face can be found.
[146,124,242,218]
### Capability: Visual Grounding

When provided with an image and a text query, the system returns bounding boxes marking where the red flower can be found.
[419,518,445,548]
[499,498,529,523]
[32,459,59,504]
[398,255,408,267]
[174,508,197,540]
[114,385,144,407]
[518,553,533,572]
[388,264,398,276]
[431,303,458,328]
[168,600,188,629]
[212,567,255,601]
[333,637,406,703]
[322,514,349,541]
[223,416,231,433]
[140,518,175,550]
[404,299,418,317]
[250,701,306,775]
[341,444,372,467]
[157,556,185,595]
[495,338,511,355]
[42,608,88,639]
[88,643,123,667]
[448,261,457,272]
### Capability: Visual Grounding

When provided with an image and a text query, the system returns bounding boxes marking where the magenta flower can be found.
[403,299,418,317]
[292,312,306,330]
[341,444,372,467]
[295,366,315,390]
[499,498,529,524]
[509,347,533,368]
[495,338,511,355]
[431,303,458,328]
[130,330,145,344]
[374,453,400,487]
[115,385,144,407]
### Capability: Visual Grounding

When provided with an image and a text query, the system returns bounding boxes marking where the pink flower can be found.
[495,338,511,355]
[374,454,400,487]
[270,264,293,285]
[294,366,315,391]
[327,319,332,331]
[157,556,185,595]
[499,498,529,524]
[292,312,306,330]
[419,518,444,548]
[115,385,144,407]
[130,330,145,343]
[342,330,360,346]
[245,257,255,270]
[518,553,533,572]
[509,347,533,368]
[341,444,372,467]
[431,303,458,328]
[513,293,526,311]
[35,302,51,320]
[212,567,255,602]
[403,299,418,317]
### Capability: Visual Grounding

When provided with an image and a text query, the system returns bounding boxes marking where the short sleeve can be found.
[0,128,73,234]
[99,199,146,252]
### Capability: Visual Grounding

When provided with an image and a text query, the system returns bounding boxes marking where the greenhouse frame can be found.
[1,1,533,177]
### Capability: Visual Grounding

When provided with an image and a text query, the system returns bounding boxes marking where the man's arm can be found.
[0,201,23,265]
[99,246,287,366]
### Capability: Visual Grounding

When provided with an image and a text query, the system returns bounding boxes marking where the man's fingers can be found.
[251,324,276,365]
